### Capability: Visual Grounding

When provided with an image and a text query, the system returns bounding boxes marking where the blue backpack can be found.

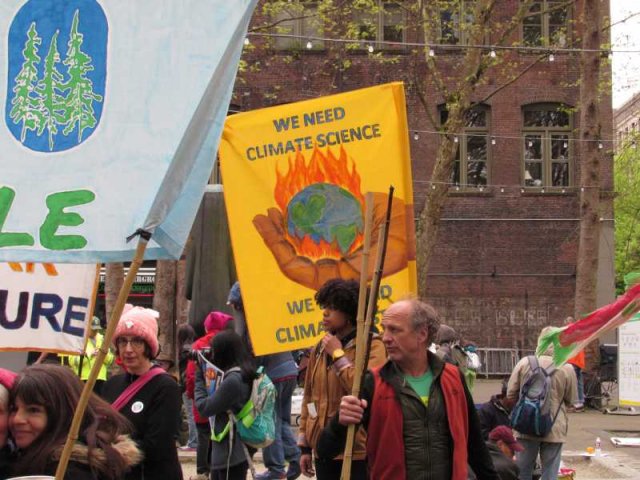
[510,356,561,437]
[233,367,276,448]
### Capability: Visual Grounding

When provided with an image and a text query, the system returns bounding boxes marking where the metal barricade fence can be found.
[476,348,520,378]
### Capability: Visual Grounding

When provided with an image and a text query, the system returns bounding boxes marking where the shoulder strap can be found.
[112,368,166,411]
[527,355,539,371]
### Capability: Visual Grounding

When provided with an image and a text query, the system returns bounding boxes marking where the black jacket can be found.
[477,395,511,440]
[102,368,183,480]
[469,443,519,480]
[0,445,12,480]
[317,352,499,480]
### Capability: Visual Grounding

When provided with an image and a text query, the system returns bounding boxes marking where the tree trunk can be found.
[153,260,177,361]
[104,263,124,322]
[575,0,603,372]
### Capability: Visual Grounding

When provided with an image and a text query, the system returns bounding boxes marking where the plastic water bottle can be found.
[595,437,602,456]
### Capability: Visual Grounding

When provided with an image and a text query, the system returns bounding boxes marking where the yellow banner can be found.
[219,83,416,355]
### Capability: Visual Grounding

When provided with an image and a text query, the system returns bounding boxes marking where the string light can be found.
[244,37,250,46]
[454,136,459,143]
[247,32,640,56]
[490,49,496,58]
[548,53,555,62]
[367,44,374,53]
[306,40,313,49]
[491,137,496,145]
[413,132,420,140]
[429,48,435,57]
[598,142,603,149]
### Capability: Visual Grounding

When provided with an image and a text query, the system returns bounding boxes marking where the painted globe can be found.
[286,183,363,254]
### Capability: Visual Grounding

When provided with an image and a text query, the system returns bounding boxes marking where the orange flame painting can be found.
[273,147,365,259]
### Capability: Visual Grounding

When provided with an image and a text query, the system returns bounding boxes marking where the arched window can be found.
[522,103,572,187]
[440,105,490,187]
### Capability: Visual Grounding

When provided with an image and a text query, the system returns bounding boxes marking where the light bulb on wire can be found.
[306,40,313,49]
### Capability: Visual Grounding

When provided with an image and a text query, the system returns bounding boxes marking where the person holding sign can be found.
[297,279,386,479]
[8,364,141,479]
[102,305,183,480]
[317,299,498,480]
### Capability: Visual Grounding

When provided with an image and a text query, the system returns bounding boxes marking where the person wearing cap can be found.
[186,310,233,480]
[469,426,522,480]
[0,368,17,479]
[102,305,183,480]
[68,316,114,396]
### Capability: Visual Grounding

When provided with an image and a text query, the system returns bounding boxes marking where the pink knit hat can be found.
[0,368,17,391]
[113,304,160,357]
[203,311,233,333]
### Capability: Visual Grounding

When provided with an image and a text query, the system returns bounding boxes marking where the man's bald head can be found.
[383,298,440,344]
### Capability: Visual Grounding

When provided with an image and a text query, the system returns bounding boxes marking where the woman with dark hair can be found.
[8,364,140,479]
[298,278,387,480]
[102,305,183,480]
[194,330,255,480]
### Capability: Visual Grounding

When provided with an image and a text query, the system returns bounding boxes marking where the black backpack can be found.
[510,356,561,436]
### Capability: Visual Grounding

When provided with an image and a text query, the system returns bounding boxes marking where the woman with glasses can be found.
[102,305,183,480]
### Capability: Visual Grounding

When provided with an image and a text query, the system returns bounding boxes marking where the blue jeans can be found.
[516,438,563,480]
[182,393,198,447]
[572,365,584,404]
[262,377,301,476]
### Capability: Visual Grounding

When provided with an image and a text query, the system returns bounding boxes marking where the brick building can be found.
[614,92,640,151]
[230,0,615,350]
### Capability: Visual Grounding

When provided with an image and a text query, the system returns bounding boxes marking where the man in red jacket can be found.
[317,299,498,480]
[185,311,233,480]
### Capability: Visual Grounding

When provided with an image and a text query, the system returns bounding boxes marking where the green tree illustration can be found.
[36,30,67,151]
[9,22,44,143]
[62,10,103,142]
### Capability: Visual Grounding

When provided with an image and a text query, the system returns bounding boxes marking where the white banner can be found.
[0,262,99,353]
[619,320,640,406]
[0,0,257,263]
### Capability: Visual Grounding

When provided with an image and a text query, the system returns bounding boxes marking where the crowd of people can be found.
[0,277,582,480]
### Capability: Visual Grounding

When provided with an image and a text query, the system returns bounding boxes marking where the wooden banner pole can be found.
[55,237,149,479]
[341,187,394,480]
[339,193,374,476]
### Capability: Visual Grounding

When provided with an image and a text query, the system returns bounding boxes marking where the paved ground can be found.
[180,379,640,479]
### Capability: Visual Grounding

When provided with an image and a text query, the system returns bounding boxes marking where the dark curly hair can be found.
[315,279,375,327]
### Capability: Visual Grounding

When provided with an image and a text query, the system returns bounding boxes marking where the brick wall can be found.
[235,1,615,350]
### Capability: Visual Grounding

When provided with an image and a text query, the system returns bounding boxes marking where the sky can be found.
[611,0,640,108]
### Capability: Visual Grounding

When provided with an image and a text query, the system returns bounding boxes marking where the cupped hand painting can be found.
[5,0,107,152]
[253,147,416,290]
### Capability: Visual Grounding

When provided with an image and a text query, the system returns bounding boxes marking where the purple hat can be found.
[489,425,524,452]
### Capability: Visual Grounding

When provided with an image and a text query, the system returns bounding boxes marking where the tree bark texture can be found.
[104,263,124,322]
[575,0,603,371]
[153,260,177,361]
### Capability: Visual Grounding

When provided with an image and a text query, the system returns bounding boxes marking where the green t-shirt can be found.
[404,369,433,405]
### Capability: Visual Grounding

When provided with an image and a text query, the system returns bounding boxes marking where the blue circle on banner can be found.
[5,0,108,152]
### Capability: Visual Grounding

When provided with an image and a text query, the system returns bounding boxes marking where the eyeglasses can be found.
[116,337,146,349]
